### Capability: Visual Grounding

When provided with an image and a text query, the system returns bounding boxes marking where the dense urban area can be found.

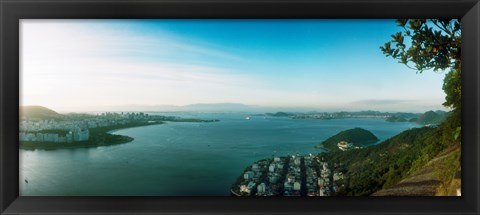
[20,112,160,143]
[232,109,460,196]
[19,108,218,149]
[232,154,345,196]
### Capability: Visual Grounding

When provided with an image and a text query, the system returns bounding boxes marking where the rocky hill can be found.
[20,106,62,120]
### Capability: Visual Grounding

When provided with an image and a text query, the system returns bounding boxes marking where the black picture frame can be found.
[1,0,479,214]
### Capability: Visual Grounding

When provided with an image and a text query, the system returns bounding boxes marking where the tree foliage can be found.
[380,19,461,111]
[375,19,461,195]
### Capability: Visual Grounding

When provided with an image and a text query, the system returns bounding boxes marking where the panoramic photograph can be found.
[19,19,461,196]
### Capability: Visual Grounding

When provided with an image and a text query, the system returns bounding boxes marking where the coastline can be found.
[106,122,164,134]
[314,144,330,152]
[20,121,163,150]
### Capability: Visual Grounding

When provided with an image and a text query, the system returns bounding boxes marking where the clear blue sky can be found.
[21,19,449,112]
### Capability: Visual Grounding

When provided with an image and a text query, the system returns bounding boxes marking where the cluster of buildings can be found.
[290,112,391,120]
[318,160,333,196]
[263,157,288,195]
[320,160,345,196]
[337,141,363,151]
[304,155,320,196]
[19,128,89,143]
[19,112,155,143]
[283,155,302,196]
[233,154,346,197]
[238,157,288,196]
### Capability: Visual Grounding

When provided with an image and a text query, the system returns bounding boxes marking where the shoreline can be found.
[19,137,134,151]
[106,122,165,134]
[20,121,163,150]
[314,144,330,152]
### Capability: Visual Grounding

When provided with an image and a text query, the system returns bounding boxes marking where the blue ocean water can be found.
[20,113,418,196]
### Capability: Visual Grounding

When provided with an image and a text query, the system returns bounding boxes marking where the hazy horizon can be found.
[21,102,446,114]
[20,19,450,113]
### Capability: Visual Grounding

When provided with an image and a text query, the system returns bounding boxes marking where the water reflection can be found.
[20,114,418,196]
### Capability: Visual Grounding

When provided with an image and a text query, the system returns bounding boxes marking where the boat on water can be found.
[245,116,251,120]
[25,178,28,183]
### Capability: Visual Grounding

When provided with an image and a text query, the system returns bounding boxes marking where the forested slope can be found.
[322,113,461,196]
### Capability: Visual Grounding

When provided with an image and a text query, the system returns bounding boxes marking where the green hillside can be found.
[385,110,448,125]
[20,106,62,120]
[322,112,461,196]
[415,110,449,125]
[265,112,293,117]
[315,127,379,151]
[385,116,408,122]
[372,144,461,196]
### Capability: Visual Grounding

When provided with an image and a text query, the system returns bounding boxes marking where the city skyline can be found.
[21,19,450,113]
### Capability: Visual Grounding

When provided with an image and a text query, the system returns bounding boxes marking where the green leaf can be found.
[396,19,408,27]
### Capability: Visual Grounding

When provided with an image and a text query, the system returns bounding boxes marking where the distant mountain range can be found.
[386,110,449,125]
[177,103,266,112]
[415,110,449,125]
[123,103,276,112]
[20,105,449,125]
[59,103,319,113]
[267,110,449,126]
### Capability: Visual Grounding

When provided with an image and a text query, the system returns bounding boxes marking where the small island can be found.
[315,128,379,152]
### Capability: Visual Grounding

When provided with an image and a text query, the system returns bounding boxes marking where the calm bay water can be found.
[20,113,418,196]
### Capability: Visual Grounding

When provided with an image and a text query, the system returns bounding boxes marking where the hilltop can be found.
[385,110,449,125]
[315,128,379,151]
[20,106,63,120]
[415,110,449,125]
